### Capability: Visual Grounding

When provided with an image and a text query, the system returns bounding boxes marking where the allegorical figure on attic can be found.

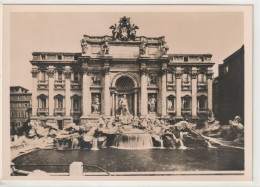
[139,41,147,55]
[110,24,120,40]
[80,39,88,54]
[129,24,139,40]
[102,41,110,54]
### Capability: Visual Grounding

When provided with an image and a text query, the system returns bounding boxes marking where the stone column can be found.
[134,90,138,116]
[47,66,55,116]
[81,67,91,117]
[176,68,183,118]
[31,67,38,117]
[111,91,115,116]
[207,71,213,111]
[161,69,167,117]
[102,66,111,116]
[191,68,198,119]
[140,68,148,116]
[115,92,118,114]
[64,66,71,117]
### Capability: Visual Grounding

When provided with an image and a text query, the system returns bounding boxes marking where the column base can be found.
[176,115,183,120]
[192,115,199,120]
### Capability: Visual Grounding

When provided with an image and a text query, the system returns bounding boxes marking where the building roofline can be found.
[168,54,212,57]
[32,52,81,55]
[223,45,244,63]
[10,86,29,91]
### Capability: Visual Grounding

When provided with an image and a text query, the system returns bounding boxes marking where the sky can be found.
[10,12,244,91]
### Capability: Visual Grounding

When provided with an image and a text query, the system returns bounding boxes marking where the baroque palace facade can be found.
[30,17,214,127]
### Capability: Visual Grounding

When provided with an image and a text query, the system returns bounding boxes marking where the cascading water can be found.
[206,141,215,148]
[172,133,187,150]
[159,139,164,149]
[91,138,99,150]
[111,132,154,150]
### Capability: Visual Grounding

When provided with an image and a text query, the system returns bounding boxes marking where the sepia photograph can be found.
[1,4,254,183]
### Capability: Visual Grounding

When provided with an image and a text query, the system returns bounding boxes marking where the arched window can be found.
[38,94,47,109]
[71,95,81,111]
[54,94,64,109]
[182,95,191,110]
[198,95,207,110]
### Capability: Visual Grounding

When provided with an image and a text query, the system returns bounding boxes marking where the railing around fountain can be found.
[11,162,111,176]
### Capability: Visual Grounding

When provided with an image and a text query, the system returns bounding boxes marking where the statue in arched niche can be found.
[119,95,130,116]
[148,95,157,112]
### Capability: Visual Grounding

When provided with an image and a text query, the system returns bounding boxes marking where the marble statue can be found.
[119,95,130,116]
[139,41,147,56]
[92,95,100,113]
[148,95,157,112]
[102,41,110,54]
[80,39,88,54]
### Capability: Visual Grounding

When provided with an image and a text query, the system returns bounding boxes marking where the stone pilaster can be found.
[191,67,198,119]
[134,90,138,116]
[64,66,71,117]
[102,61,111,116]
[161,68,167,117]
[140,65,148,117]
[207,70,213,111]
[176,67,183,118]
[81,66,91,117]
[31,67,38,117]
[47,66,55,116]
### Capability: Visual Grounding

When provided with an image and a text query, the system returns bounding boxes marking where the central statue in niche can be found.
[119,95,130,116]
[118,94,133,125]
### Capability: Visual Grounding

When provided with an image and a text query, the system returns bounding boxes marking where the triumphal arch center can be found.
[30,17,214,126]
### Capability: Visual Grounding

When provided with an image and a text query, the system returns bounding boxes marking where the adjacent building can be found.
[30,17,214,127]
[213,45,244,124]
[10,86,32,134]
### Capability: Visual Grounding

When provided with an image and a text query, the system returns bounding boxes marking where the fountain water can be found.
[206,141,215,148]
[178,139,187,150]
[159,139,164,149]
[112,130,153,150]
[91,138,99,150]
[172,133,187,150]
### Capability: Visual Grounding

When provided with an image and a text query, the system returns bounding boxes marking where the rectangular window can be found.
[41,55,46,60]
[74,72,79,82]
[40,71,46,81]
[58,55,62,60]
[198,74,206,82]
[58,71,63,81]
[57,98,63,109]
[73,99,79,110]
[182,74,189,82]
[167,73,173,83]
[184,56,188,62]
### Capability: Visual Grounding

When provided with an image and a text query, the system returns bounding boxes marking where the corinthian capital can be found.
[81,67,91,75]
[46,69,55,78]
[102,66,110,75]
[191,72,198,79]
[64,70,71,79]
[206,72,214,79]
[31,69,38,78]
[140,67,148,75]
[175,71,183,79]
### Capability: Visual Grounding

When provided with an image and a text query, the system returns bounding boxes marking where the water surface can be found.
[13,147,244,173]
